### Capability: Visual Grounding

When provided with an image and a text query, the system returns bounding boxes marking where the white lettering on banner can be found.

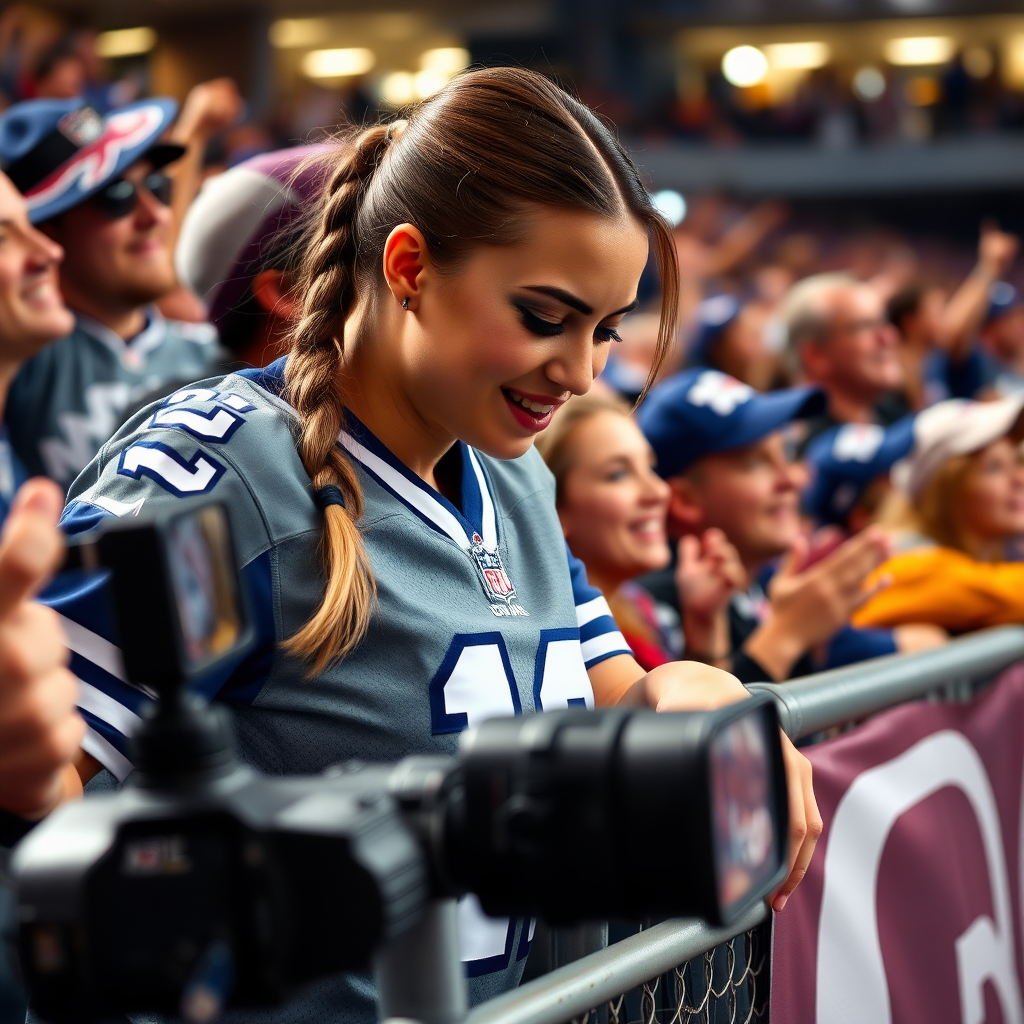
[816,730,1023,1024]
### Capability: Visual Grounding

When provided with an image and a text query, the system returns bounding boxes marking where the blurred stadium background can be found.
[6,0,1024,289]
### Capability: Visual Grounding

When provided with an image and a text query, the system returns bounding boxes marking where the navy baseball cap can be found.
[985,281,1024,325]
[0,97,184,223]
[688,294,741,364]
[802,417,915,526]
[636,368,826,478]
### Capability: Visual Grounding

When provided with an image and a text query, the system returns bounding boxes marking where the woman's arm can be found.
[588,653,821,913]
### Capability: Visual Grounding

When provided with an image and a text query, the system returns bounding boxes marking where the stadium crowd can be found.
[0,59,1023,1023]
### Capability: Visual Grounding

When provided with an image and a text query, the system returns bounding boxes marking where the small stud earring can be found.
[402,296,410,310]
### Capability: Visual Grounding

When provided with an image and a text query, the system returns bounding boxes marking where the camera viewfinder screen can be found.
[166,505,243,671]
[709,708,779,912]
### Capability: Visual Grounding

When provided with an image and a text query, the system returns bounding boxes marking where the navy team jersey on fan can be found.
[5,309,222,493]
[43,356,630,1024]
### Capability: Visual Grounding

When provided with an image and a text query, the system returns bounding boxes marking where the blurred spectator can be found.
[686,294,779,390]
[174,144,332,368]
[0,170,73,524]
[0,97,223,491]
[802,418,915,533]
[856,397,1024,632]
[887,224,1019,409]
[635,368,942,682]
[535,391,684,670]
[780,273,904,446]
[979,281,1024,395]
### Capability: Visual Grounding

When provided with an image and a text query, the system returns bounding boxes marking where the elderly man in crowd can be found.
[781,273,904,449]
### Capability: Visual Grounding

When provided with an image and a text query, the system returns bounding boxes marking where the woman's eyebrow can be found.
[522,286,639,317]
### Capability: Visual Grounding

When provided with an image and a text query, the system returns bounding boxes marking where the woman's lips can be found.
[502,387,560,432]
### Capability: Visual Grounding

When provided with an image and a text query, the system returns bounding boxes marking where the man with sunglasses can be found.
[0,98,222,492]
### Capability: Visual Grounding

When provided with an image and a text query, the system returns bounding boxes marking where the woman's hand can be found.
[0,479,84,820]
[594,657,822,913]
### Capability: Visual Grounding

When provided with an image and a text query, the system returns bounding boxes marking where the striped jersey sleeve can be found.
[47,496,276,781]
[565,541,632,669]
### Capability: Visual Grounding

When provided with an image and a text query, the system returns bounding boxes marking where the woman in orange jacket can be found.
[854,396,1024,633]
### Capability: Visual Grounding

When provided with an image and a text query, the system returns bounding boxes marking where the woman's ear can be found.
[252,269,300,319]
[382,223,430,312]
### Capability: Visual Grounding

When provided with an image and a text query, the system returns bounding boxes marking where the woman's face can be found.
[386,207,650,461]
[557,411,672,588]
[959,437,1024,546]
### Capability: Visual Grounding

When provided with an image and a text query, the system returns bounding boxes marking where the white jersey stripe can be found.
[339,432,473,550]
[61,614,127,682]
[77,679,142,738]
[81,724,135,782]
[576,595,614,628]
[581,631,631,665]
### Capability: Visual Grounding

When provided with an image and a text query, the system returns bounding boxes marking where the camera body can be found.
[16,763,426,1020]
[13,499,790,1022]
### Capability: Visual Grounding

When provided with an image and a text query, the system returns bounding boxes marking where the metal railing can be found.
[448,626,1024,1024]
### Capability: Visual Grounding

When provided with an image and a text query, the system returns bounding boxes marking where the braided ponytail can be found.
[282,125,391,674]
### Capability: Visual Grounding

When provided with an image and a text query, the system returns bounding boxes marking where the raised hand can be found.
[0,479,83,819]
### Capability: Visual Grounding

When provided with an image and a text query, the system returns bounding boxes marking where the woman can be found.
[33,68,817,1022]
[535,391,744,672]
[855,396,1024,631]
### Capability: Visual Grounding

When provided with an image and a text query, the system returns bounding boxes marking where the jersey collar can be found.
[341,413,498,552]
[239,356,499,552]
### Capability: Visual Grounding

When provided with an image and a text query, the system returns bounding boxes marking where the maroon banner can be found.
[770,663,1024,1024]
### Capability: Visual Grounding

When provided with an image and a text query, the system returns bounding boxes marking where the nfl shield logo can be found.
[469,535,528,616]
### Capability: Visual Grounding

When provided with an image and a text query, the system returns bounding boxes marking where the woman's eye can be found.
[515,304,564,337]
[594,325,623,344]
[605,468,630,482]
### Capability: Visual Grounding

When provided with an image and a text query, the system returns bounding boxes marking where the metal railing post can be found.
[375,899,468,1024]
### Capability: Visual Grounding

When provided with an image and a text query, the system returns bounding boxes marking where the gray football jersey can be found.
[47,358,631,1024]
[6,309,222,492]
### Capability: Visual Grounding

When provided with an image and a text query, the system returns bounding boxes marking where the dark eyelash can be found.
[515,303,564,337]
[595,327,623,344]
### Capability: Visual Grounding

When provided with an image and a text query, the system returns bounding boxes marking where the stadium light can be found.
[883,36,955,66]
[95,27,157,59]
[269,18,328,49]
[722,46,769,88]
[302,48,376,79]
[652,190,687,227]
[764,41,830,71]
[853,66,886,101]
[381,71,417,106]
[420,47,470,75]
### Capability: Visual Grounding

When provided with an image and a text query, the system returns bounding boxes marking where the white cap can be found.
[892,396,1024,500]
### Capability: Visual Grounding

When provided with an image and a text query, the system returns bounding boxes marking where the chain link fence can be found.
[567,921,771,1024]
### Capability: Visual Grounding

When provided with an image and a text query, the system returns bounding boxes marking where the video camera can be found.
[12,499,789,1023]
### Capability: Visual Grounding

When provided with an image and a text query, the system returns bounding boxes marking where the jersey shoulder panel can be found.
[72,372,319,565]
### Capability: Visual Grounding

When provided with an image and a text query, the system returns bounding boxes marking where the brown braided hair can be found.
[284,67,680,673]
